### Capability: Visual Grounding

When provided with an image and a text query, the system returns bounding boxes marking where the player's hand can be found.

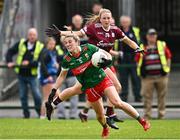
[64,25,72,31]
[135,47,145,55]
[48,88,57,103]
[98,58,112,68]
[45,24,61,39]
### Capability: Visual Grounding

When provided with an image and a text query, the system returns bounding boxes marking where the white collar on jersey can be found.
[101,24,111,32]
[69,46,81,56]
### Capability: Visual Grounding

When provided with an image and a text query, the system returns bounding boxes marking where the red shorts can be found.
[85,76,113,102]
[103,66,117,74]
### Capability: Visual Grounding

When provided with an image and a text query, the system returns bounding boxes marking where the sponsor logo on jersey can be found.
[97,32,103,35]
[97,40,114,47]
[71,61,92,76]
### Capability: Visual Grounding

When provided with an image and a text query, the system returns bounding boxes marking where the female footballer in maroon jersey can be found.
[46,8,144,128]
[45,34,150,138]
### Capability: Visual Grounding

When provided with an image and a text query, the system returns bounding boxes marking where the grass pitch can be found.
[0,119,179,139]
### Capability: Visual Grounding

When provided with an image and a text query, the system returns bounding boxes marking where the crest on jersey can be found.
[112,32,115,37]
[85,53,89,59]
[64,55,71,62]
[83,46,88,51]
[105,33,110,38]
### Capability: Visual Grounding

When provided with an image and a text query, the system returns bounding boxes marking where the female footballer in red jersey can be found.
[45,34,150,138]
[46,8,144,129]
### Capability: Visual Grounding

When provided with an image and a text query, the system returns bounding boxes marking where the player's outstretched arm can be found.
[122,36,144,54]
[61,30,84,38]
[45,24,84,38]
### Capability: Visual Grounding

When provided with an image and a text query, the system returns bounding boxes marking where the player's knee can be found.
[115,84,122,93]
[112,100,123,109]
[96,112,104,120]
[96,114,105,121]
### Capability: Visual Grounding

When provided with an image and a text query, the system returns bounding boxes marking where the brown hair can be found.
[86,8,112,25]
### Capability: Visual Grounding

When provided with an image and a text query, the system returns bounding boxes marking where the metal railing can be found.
[0,63,180,109]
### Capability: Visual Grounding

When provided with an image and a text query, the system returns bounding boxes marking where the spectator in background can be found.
[39,38,62,119]
[111,17,115,26]
[136,28,172,119]
[6,28,43,118]
[64,14,84,31]
[92,2,103,15]
[64,14,87,45]
[117,15,142,102]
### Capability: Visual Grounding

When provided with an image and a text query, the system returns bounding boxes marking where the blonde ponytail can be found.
[86,14,100,25]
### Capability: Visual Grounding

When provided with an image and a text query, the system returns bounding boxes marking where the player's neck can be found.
[71,46,81,57]
[102,25,110,32]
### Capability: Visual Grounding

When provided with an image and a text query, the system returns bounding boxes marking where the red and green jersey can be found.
[61,44,106,91]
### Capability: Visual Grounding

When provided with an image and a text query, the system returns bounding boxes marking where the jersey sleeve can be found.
[80,24,94,37]
[87,44,99,53]
[61,59,69,71]
[115,27,126,41]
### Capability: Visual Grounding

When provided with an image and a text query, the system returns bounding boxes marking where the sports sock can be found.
[106,106,114,116]
[136,115,142,122]
[102,123,108,128]
[83,107,89,114]
[51,96,62,108]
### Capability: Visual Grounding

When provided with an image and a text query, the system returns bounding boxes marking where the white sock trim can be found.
[51,102,56,108]
[109,113,116,118]
[81,111,88,116]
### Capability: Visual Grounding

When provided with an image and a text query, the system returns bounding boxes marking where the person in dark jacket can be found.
[118,15,142,102]
[39,37,62,118]
[6,28,43,118]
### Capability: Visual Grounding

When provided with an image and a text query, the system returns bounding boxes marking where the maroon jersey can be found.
[81,23,125,52]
